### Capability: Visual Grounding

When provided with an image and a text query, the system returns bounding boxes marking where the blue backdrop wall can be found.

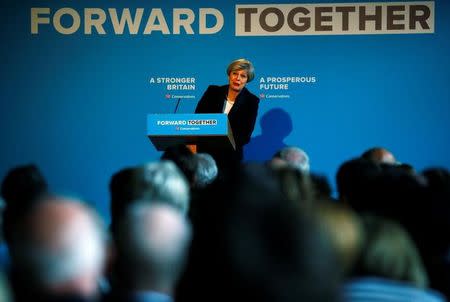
[1,0,449,221]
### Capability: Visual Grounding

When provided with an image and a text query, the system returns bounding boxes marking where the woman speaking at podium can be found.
[195,58,259,172]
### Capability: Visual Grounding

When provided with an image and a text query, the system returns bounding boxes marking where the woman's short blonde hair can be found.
[226,58,255,82]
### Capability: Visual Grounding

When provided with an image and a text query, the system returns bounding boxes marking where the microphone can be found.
[173,97,181,113]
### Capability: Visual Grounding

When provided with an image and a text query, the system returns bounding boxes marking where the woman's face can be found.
[228,69,248,92]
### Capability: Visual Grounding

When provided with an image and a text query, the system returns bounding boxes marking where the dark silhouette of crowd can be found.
[0,145,449,302]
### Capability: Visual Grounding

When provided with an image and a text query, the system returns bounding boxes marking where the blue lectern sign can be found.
[147,113,235,151]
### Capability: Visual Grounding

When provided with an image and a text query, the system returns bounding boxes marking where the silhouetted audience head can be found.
[368,164,427,230]
[336,157,381,207]
[192,153,218,188]
[272,146,310,172]
[109,161,190,236]
[161,144,197,186]
[361,147,397,165]
[1,164,48,207]
[352,214,428,288]
[9,195,106,301]
[114,202,191,295]
[1,164,49,245]
[422,167,450,197]
[337,158,427,234]
[138,161,190,214]
[310,173,333,201]
[398,162,416,175]
[316,201,365,276]
[270,165,314,211]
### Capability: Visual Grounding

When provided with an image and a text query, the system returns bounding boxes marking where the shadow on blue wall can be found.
[244,108,293,162]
